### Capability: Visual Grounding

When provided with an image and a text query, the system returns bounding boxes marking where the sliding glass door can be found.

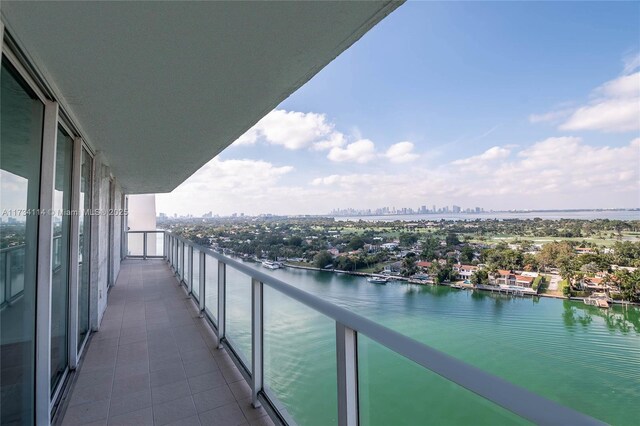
[78,147,92,351]
[0,58,44,426]
[50,127,73,393]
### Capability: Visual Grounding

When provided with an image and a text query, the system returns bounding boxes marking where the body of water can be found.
[213,264,639,425]
[335,210,640,222]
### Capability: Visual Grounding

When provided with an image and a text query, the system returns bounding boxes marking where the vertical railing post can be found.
[198,251,206,317]
[171,237,176,269]
[143,231,148,260]
[188,245,193,294]
[217,261,226,348]
[336,322,359,426]
[251,278,263,408]
[167,236,172,265]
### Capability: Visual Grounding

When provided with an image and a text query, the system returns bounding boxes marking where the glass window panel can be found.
[0,58,44,425]
[50,127,73,393]
[78,147,91,350]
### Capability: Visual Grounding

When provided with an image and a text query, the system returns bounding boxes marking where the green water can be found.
[215,265,639,426]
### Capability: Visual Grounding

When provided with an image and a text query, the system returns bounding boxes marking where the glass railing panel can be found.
[357,334,530,426]
[225,265,252,370]
[127,232,144,257]
[145,231,164,257]
[176,242,182,277]
[192,248,200,299]
[263,286,338,426]
[183,245,190,286]
[204,255,218,324]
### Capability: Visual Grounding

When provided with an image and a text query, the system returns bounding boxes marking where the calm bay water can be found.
[214,264,639,426]
[335,210,640,222]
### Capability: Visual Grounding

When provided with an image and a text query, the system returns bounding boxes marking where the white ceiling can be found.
[2,1,401,193]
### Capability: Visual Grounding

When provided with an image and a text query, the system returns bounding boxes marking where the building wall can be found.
[89,153,123,329]
[112,187,122,283]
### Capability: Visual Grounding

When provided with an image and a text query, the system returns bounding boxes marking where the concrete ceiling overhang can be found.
[2,1,402,193]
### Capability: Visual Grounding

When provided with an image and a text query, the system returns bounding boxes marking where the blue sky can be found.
[157,1,640,216]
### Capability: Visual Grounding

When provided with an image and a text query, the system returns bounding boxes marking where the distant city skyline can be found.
[331,204,485,216]
[157,2,640,216]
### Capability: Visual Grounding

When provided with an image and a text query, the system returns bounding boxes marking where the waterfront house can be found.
[328,247,340,256]
[492,269,515,286]
[490,270,535,288]
[581,277,608,291]
[383,261,403,274]
[454,264,479,280]
[514,275,534,288]
[417,261,433,270]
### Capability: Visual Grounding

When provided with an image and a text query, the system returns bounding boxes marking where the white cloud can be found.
[173,157,293,193]
[384,141,419,163]
[327,139,376,163]
[156,157,300,215]
[532,67,640,133]
[232,109,346,150]
[528,109,572,124]
[623,51,640,75]
[311,137,640,209]
[157,137,640,215]
[451,146,511,167]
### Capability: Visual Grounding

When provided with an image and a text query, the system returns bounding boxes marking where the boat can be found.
[261,260,281,270]
[584,292,612,308]
[367,277,388,284]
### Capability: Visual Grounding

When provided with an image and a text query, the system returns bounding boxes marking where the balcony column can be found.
[198,251,206,315]
[251,278,263,408]
[217,261,226,348]
[187,245,193,294]
[336,322,359,426]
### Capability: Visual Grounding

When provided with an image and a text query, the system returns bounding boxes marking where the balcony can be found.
[59,258,271,426]
[56,231,606,425]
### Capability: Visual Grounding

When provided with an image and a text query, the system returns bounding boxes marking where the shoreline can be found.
[283,262,640,308]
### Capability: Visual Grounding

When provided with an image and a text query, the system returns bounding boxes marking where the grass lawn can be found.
[466,231,639,247]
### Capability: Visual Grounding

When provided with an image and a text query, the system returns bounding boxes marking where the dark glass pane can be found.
[0,59,44,425]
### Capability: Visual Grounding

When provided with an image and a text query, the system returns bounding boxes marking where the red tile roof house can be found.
[454,264,479,280]
[490,270,535,288]
[416,261,432,270]
[514,275,534,288]
[581,277,607,291]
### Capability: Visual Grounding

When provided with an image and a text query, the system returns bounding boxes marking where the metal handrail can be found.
[132,230,604,426]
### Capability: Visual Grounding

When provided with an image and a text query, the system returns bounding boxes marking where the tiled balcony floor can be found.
[60,259,274,426]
